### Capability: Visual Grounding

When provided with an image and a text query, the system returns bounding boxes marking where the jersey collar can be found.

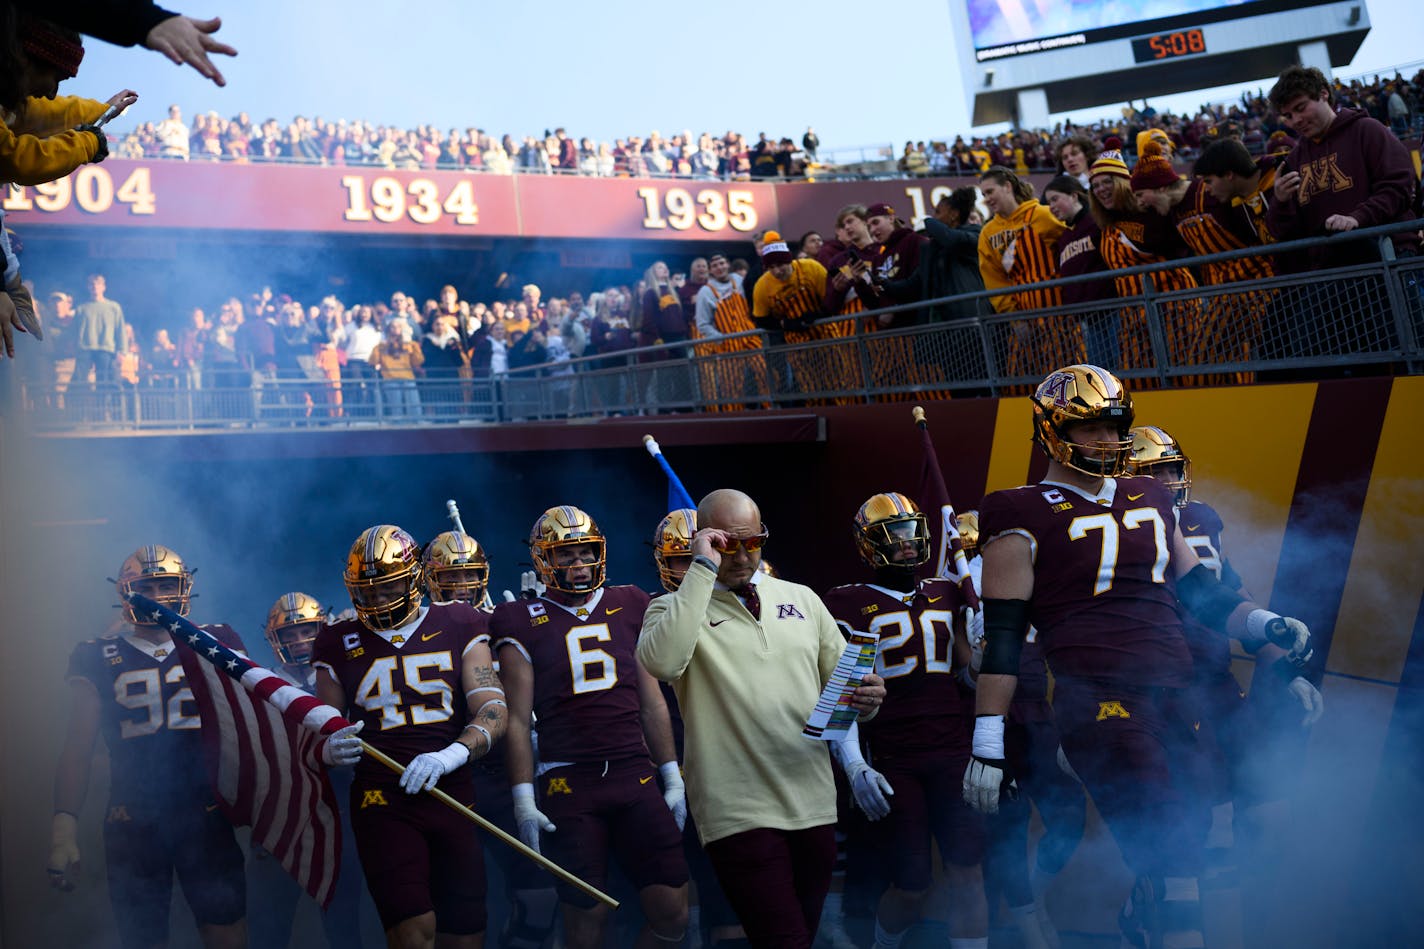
[370,605,430,648]
[866,582,917,604]
[123,630,175,660]
[1043,477,1117,506]
[544,587,604,620]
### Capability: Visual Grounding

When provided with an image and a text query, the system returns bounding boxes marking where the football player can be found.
[494,505,690,949]
[823,493,988,949]
[48,545,248,949]
[964,365,1314,949]
[423,530,560,949]
[1126,427,1323,881]
[249,592,369,948]
[313,524,507,949]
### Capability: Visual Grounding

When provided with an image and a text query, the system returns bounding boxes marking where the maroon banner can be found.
[4,160,1056,241]
[2,160,521,236]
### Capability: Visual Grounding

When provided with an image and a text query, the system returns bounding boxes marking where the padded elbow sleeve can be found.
[980,598,1031,676]
[1177,563,1247,633]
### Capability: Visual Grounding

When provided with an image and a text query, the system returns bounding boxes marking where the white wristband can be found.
[972,714,1006,759]
[658,760,683,788]
[437,740,472,769]
[1244,608,1280,649]
[512,782,536,804]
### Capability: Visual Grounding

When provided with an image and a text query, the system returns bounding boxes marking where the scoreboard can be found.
[953,0,1372,126]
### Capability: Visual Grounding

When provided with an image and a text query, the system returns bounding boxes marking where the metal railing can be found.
[12,221,1421,433]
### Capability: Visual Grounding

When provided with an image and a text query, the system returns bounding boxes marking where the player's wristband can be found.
[972,714,1006,760]
[512,782,536,805]
[1244,608,1282,653]
[461,724,491,754]
[658,761,683,788]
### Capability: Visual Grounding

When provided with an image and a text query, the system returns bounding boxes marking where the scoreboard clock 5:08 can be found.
[1130,28,1208,63]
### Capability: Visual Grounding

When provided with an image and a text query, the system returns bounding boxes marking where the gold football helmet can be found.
[853,492,931,569]
[530,505,606,594]
[116,545,193,626]
[956,510,981,560]
[265,592,324,665]
[1031,364,1135,477]
[343,525,423,631]
[1127,425,1192,507]
[653,509,696,593]
[757,559,779,578]
[422,531,491,604]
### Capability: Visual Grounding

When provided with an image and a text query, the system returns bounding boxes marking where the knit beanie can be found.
[1089,149,1130,180]
[1130,141,1180,191]
[759,231,794,267]
[20,15,85,79]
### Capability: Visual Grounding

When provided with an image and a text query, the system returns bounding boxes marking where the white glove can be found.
[966,608,985,650]
[502,589,517,603]
[1246,610,1313,665]
[46,812,80,891]
[512,782,556,854]
[321,721,365,767]
[399,741,470,794]
[520,570,546,599]
[1288,676,1324,726]
[963,714,1014,814]
[833,723,893,820]
[659,761,687,831]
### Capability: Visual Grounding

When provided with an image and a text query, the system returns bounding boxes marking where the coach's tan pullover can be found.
[639,561,844,844]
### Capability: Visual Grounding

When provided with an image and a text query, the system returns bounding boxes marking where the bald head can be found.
[697,489,764,589]
[698,489,760,532]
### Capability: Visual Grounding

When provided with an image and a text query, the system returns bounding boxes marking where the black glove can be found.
[76,125,109,163]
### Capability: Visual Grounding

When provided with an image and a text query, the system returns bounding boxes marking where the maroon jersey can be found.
[823,578,971,756]
[68,624,244,808]
[979,476,1192,687]
[1178,499,1238,676]
[312,601,487,787]
[492,585,652,765]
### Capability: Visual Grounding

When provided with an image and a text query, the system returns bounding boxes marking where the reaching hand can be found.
[144,16,238,87]
[46,813,81,891]
[321,721,364,767]
[1288,676,1325,726]
[512,783,556,854]
[105,89,140,113]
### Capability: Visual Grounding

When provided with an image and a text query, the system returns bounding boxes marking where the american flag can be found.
[127,592,349,908]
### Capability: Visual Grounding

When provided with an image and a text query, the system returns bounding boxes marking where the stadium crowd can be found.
[101,69,1424,178]
[21,62,1422,422]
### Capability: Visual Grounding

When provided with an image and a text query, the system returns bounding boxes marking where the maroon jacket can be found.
[1055,208,1115,305]
[1265,107,1420,265]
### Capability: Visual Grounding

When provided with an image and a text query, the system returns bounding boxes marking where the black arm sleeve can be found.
[979,598,1031,676]
[14,0,177,48]
[1177,562,1248,634]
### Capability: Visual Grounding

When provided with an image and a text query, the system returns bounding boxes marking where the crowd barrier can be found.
[14,221,1421,433]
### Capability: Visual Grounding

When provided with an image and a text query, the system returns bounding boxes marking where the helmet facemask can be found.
[115,545,193,626]
[534,539,606,595]
[422,531,490,604]
[344,526,424,631]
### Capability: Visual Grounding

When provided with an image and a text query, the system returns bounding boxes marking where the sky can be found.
[72,0,1421,160]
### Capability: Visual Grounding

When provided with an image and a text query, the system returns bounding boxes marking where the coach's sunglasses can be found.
[714,525,770,555]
